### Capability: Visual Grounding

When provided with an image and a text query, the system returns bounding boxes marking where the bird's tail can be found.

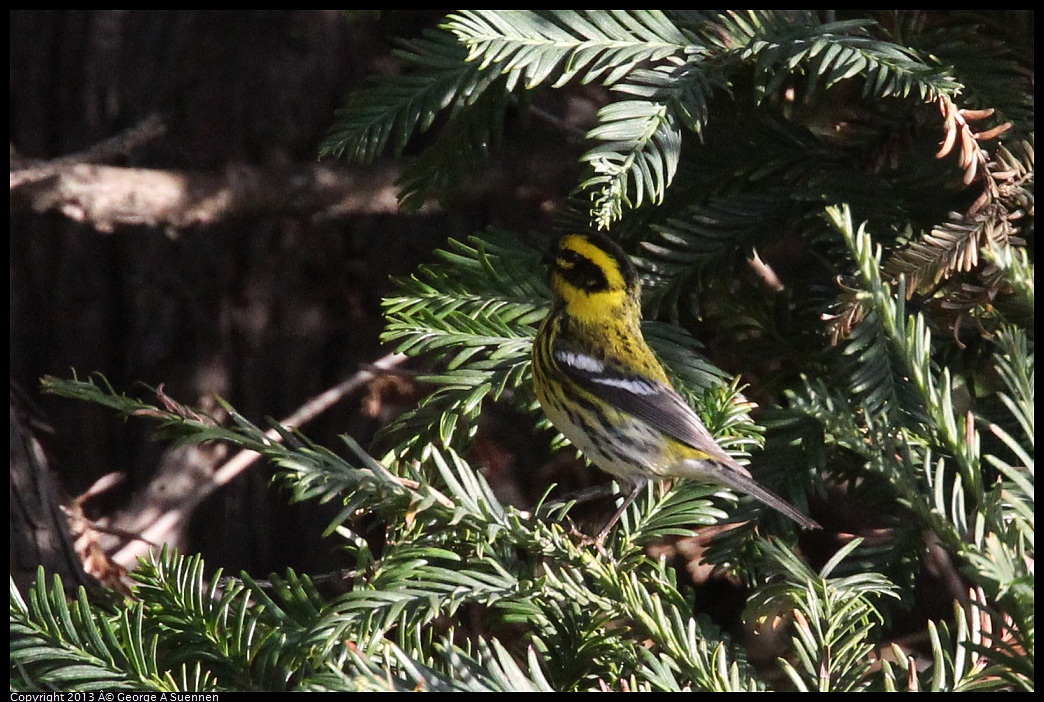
[681,458,820,530]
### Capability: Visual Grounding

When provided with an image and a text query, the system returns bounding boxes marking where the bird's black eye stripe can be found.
[556,251,609,292]
[557,249,582,267]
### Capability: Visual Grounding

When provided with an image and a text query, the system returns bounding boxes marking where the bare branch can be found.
[12,161,428,232]
[107,352,409,568]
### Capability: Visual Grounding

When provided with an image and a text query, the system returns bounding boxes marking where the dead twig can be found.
[10,114,167,188]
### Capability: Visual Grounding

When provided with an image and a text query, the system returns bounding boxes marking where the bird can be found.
[531,232,820,542]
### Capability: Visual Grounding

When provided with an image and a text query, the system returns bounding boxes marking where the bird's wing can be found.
[551,340,733,463]
[551,338,821,530]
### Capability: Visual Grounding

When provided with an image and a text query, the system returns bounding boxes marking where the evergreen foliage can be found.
[14,10,1032,692]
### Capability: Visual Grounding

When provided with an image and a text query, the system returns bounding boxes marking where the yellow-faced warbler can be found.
[532,233,819,541]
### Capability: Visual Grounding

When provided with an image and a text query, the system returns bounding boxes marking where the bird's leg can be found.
[594,481,644,547]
